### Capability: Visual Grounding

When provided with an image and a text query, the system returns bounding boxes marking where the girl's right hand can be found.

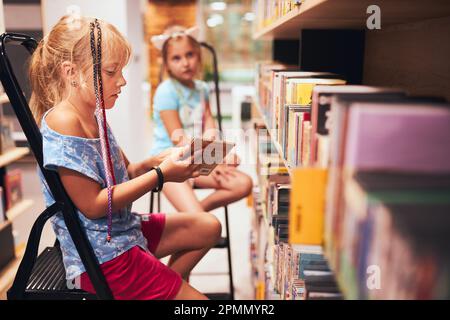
[158,146,202,183]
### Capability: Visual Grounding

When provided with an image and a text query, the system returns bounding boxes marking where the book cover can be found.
[289,168,328,245]
[310,85,403,164]
[344,102,450,173]
[288,78,346,106]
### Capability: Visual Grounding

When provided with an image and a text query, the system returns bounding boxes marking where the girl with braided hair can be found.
[30,15,219,300]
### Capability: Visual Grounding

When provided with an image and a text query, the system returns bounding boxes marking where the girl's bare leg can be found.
[154,210,221,279]
[174,280,208,300]
[194,169,253,211]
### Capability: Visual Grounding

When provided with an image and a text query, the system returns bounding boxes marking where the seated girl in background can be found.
[150,26,253,214]
[30,16,222,300]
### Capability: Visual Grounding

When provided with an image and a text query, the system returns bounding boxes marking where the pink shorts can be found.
[79,213,182,300]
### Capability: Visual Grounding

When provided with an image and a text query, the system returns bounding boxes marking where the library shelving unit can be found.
[250,0,450,300]
[0,87,33,277]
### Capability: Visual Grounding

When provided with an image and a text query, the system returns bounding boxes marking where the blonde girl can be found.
[30,15,221,300]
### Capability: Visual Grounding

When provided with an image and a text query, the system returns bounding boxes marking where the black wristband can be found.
[150,166,164,192]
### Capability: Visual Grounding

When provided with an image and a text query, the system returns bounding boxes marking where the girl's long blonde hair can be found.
[29,15,131,125]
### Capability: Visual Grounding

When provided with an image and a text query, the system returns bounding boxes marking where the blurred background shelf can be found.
[6,199,34,221]
[253,0,450,40]
[0,147,30,168]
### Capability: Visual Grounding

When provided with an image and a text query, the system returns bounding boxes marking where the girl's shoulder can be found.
[44,105,86,138]
[155,78,176,95]
[41,104,102,145]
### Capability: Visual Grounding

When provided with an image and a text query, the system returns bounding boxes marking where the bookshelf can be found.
[0,90,31,274]
[253,0,450,40]
[0,147,29,168]
[250,0,450,300]
[253,100,293,176]
[6,199,34,221]
[0,242,25,300]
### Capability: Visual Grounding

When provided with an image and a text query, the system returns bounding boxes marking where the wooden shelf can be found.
[253,100,293,177]
[253,0,450,40]
[0,147,30,168]
[6,199,34,221]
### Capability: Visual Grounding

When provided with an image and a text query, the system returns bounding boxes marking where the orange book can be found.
[289,168,327,245]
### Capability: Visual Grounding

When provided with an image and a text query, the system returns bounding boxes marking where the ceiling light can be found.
[210,1,227,11]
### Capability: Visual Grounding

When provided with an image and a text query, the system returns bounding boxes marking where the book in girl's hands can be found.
[181,138,236,176]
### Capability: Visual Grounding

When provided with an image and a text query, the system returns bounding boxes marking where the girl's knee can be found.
[234,173,253,198]
[199,213,221,245]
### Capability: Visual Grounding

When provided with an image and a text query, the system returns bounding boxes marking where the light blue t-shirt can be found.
[38,109,149,280]
[150,78,210,155]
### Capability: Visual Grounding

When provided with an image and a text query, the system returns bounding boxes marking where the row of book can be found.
[255,62,347,168]
[250,122,286,299]
[254,61,450,299]
[253,0,302,32]
[250,120,343,300]
[334,172,450,299]
[324,92,450,299]
[274,242,342,300]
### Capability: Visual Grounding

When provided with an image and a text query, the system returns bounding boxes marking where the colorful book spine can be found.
[289,168,328,245]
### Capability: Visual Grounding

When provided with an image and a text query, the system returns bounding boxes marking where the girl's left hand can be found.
[150,148,176,167]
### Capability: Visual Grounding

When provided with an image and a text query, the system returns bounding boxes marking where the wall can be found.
[144,0,197,107]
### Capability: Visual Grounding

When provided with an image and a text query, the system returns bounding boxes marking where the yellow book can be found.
[289,168,328,245]
[296,83,315,105]
[288,78,346,105]
[256,281,265,300]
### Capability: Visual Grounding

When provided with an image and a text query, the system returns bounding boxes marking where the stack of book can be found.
[254,60,450,299]
[251,121,290,299]
[273,242,343,300]
[255,62,346,168]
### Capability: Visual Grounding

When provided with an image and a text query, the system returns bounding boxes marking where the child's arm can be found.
[160,110,191,146]
[59,166,161,219]
[121,149,173,179]
[59,148,200,220]
[202,101,219,140]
